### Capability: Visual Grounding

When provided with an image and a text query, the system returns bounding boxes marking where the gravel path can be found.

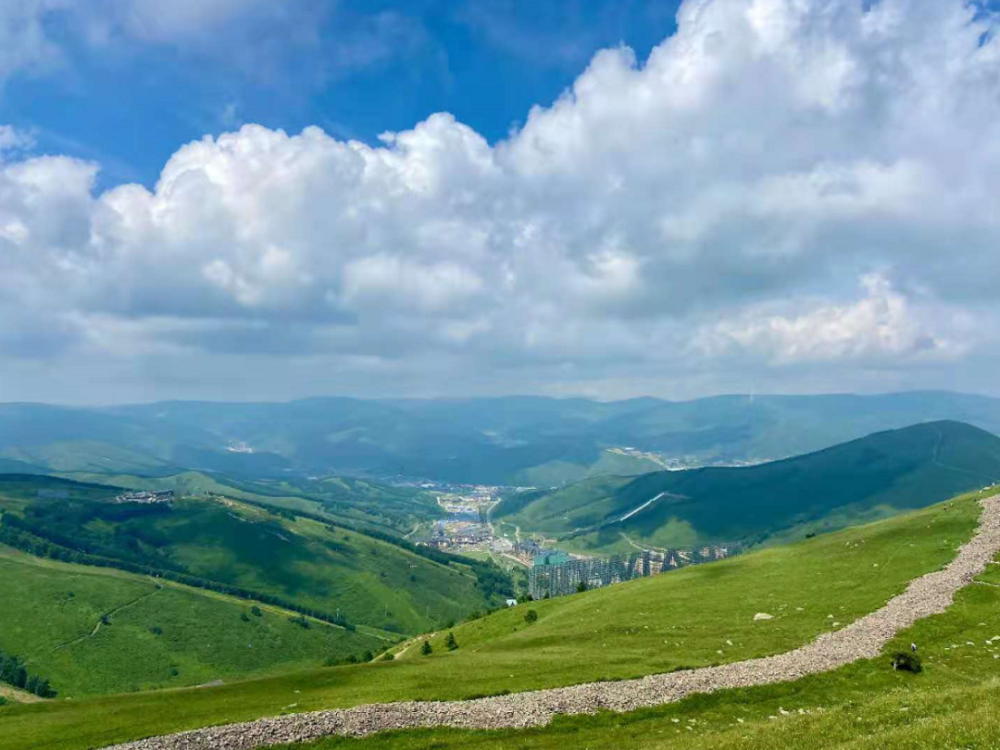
[102,496,1000,750]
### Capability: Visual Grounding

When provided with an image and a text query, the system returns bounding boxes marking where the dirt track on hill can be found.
[101,496,1000,750]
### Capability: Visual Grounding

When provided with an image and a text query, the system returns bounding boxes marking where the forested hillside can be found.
[3,392,1000,484]
[0,476,512,635]
[499,421,1000,553]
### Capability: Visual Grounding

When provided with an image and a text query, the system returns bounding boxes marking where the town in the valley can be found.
[412,483,738,598]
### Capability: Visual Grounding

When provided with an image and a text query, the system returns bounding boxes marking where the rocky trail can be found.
[102,496,1000,750]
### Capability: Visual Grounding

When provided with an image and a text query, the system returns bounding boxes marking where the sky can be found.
[0,0,999,405]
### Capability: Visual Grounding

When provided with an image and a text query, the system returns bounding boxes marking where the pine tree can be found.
[420,640,433,656]
[445,632,458,651]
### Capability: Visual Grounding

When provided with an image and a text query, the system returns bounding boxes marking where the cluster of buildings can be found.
[527,542,741,598]
[419,520,492,551]
[114,490,175,505]
[512,539,566,566]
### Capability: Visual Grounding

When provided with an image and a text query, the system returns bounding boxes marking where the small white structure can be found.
[505,599,518,607]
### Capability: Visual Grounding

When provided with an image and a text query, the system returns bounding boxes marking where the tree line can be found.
[0,649,56,698]
[0,513,356,631]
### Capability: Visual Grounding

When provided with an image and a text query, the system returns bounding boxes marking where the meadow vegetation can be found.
[0,492,986,750]
[0,545,386,698]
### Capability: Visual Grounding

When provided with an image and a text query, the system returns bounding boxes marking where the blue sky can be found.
[1,0,999,404]
[2,0,682,189]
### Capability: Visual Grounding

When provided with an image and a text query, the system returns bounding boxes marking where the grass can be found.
[0,476,504,636]
[60,471,443,536]
[280,556,1000,750]
[0,545,385,698]
[0,491,986,750]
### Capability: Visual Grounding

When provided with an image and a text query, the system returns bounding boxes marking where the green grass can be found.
[281,547,1000,750]
[0,476,507,636]
[0,492,986,750]
[58,470,442,536]
[0,546,384,698]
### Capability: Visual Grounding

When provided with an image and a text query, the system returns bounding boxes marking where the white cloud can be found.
[0,125,36,153]
[1,0,1000,400]
[698,274,975,364]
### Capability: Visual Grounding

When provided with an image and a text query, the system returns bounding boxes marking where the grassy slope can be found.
[0,478,493,636]
[0,545,384,698]
[285,498,1000,750]
[59,470,441,536]
[504,421,1000,554]
[0,492,985,750]
[286,584,1000,750]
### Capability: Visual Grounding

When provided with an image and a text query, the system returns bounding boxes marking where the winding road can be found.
[103,495,1000,750]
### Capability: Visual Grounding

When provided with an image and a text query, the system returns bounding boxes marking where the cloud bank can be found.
[1,0,999,402]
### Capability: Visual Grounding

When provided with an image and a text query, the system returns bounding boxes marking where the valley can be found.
[0,489,995,750]
[4,404,1000,750]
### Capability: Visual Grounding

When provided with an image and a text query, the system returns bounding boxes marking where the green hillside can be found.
[0,546,384,698]
[499,421,1000,553]
[58,470,442,536]
[0,490,990,750]
[0,475,511,636]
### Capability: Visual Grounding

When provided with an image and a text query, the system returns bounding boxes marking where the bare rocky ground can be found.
[104,496,1000,750]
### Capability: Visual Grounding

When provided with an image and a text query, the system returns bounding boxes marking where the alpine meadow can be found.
[3,1,1000,749]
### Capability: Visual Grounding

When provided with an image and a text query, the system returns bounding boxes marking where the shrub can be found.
[576,581,588,593]
[524,609,538,624]
[363,650,374,662]
[250,606,263,617]
[240,612,250,623]
[379,652,395,661]
[421,640,433,656]
[891,652,923,673]
[150,626,163,636]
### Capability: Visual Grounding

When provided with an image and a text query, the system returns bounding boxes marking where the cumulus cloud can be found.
[698,274,975,364]
[2,0,1000,401]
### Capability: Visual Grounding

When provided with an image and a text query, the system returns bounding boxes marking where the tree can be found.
[34,679,54,698]
[524,609,538,624]
[576,581,588,593]
[445,632,458,651]
[363,650,374,662]
[250,606,263,617]
[421,640,433,656]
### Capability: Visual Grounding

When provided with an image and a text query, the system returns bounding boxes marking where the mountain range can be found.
[3,391,1000,485]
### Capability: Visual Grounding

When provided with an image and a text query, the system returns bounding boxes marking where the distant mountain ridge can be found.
[1,391,999,484]
[497,421,1000,554]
